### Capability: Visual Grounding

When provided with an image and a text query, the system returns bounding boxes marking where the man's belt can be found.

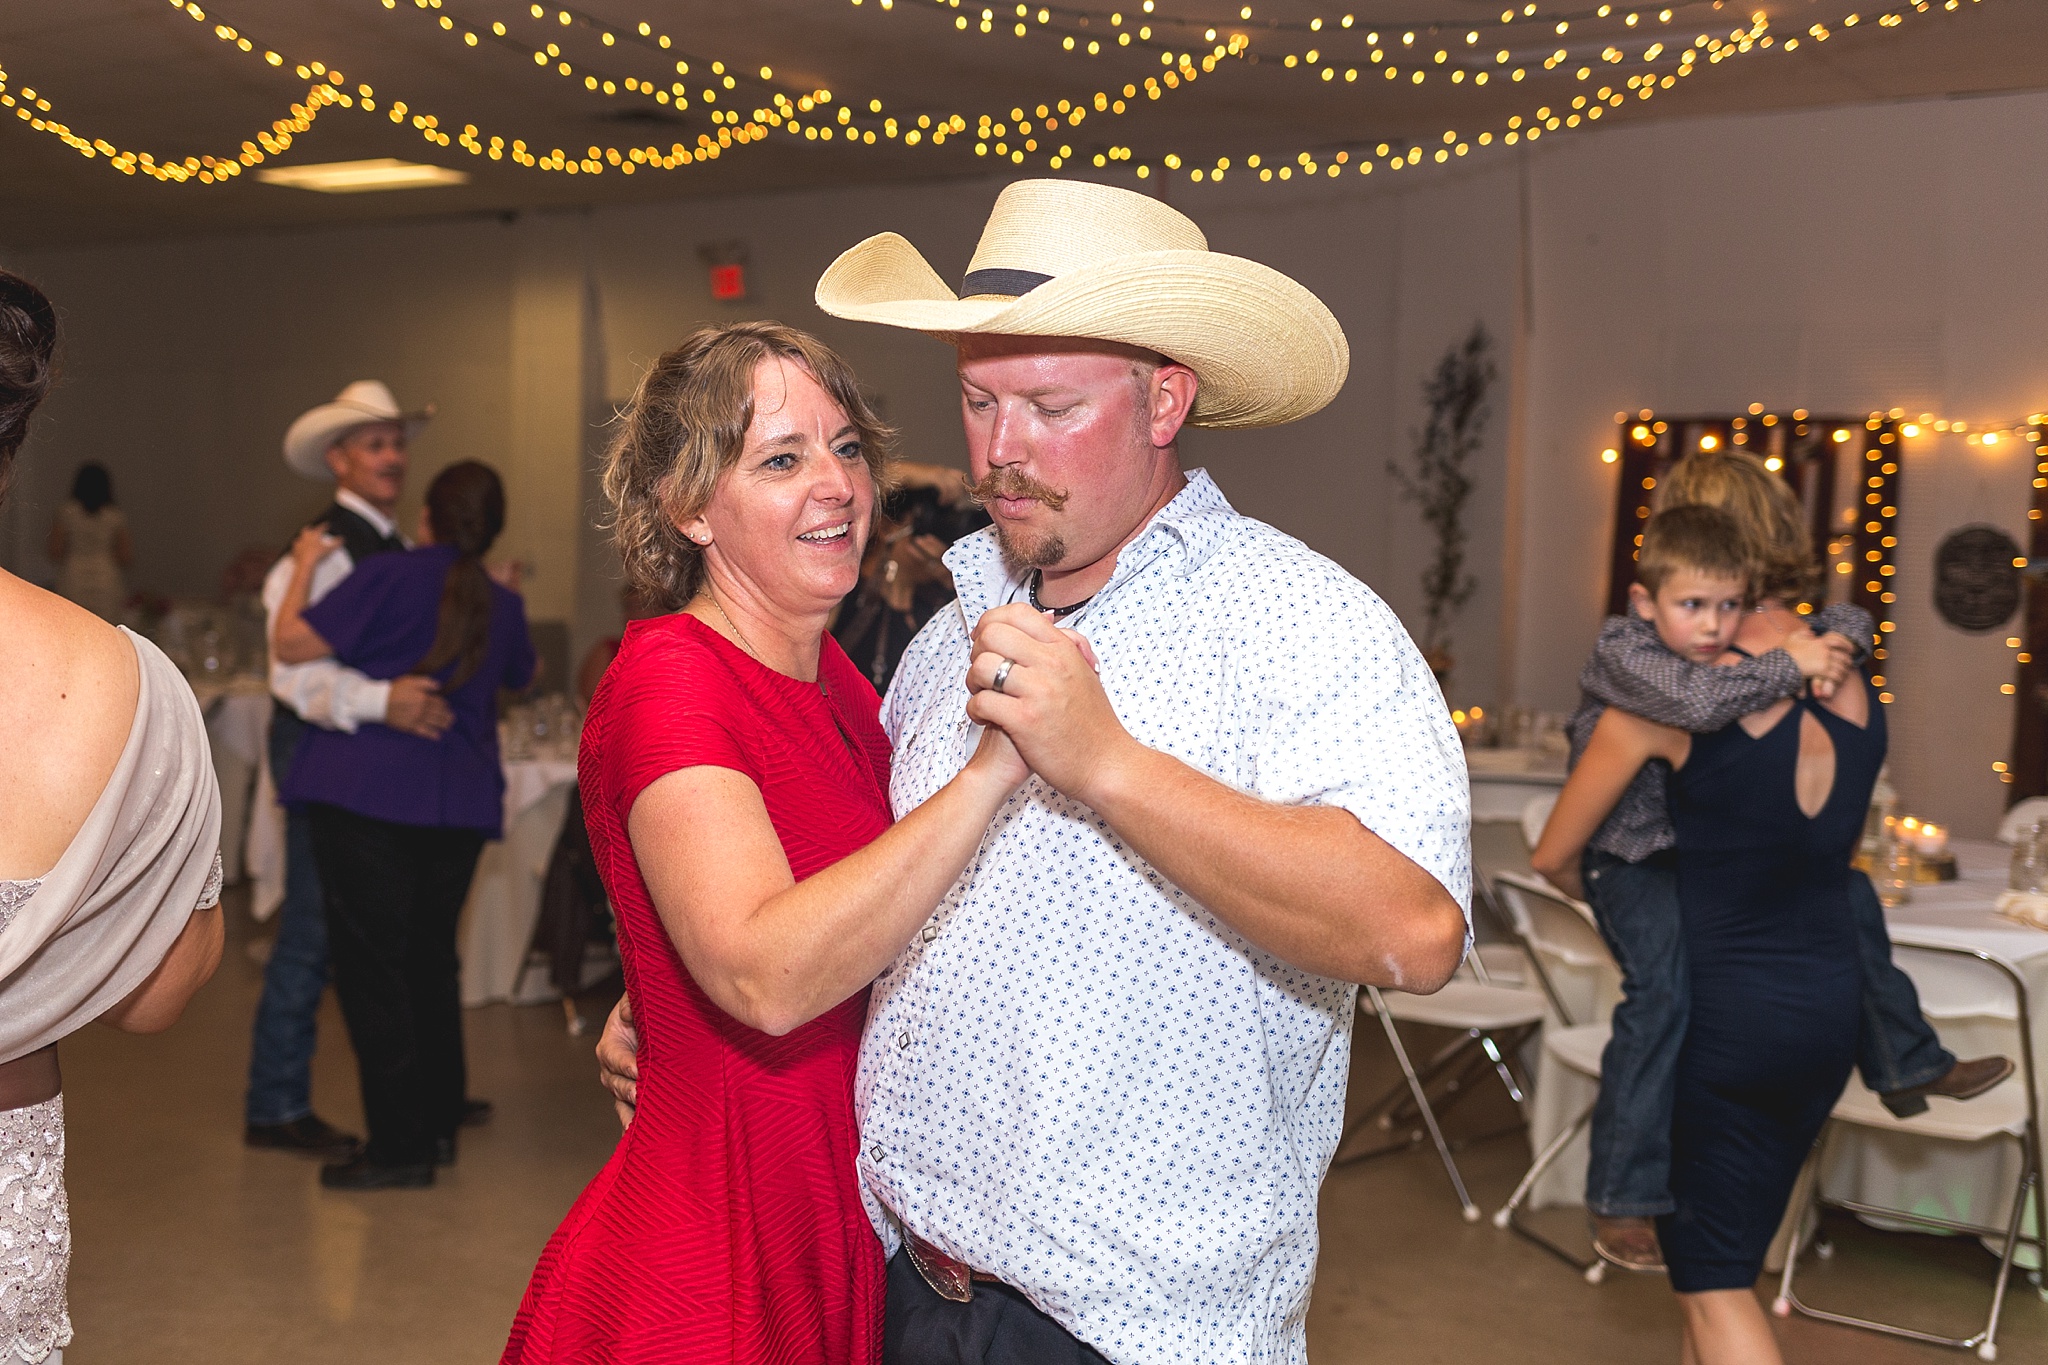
[0,1045,59,1112]
[901,1225,1004,1304]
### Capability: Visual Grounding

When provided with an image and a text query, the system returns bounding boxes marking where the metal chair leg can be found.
[1491,1096,1604,1280]
[1365,985,1481,1222]
[1776,1135,2040,1361]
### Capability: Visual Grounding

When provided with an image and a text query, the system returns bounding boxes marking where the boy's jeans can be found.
[1578,852,1955,1218]
[1582,851,1686,1219]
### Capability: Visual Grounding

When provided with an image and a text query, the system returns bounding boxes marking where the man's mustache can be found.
[966,469,1070,512]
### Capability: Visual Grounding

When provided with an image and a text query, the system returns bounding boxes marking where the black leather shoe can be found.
[319,1156,434,1190]
[434,1135,457,1167]
[459,1097,494,1127]
[246,1114,363,1159]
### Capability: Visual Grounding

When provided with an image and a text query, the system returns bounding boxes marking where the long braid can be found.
[412,461,506,688]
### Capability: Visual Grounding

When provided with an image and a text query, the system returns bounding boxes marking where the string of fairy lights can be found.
[1605,407,2048,785]
[0,0,1991,188]
[371,0,1219,171]
[0,56,339,183]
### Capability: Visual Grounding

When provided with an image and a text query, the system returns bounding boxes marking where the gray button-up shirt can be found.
[1567,604,1875,861]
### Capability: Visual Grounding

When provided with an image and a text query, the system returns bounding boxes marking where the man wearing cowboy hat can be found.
[600,180,1472,1363]
[244,380,457,1159]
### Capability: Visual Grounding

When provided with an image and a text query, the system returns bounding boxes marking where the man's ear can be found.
[1149,364,1199,449]
[1627,582,1656,621]
[324,442,350,481]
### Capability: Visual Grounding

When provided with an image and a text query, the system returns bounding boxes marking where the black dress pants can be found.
[306,804,484,1167]
[884,1251,1111,1365]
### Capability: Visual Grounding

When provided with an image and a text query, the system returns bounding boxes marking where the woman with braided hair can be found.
[274,460,535,1189]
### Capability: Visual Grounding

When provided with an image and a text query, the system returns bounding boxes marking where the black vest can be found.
[271,503,405,741]
[303,502,405,565]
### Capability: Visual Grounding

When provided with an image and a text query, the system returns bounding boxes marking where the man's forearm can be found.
[270,659,389,733]
[1082,742,1467,990]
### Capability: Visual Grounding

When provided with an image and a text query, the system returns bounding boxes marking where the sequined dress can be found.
[0,879,69,1365]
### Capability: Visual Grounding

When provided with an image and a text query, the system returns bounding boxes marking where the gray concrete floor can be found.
[53,852,2048,1362]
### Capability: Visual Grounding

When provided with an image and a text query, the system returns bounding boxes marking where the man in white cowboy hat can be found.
[244,380,460,1159]
[600,180,1472,1364]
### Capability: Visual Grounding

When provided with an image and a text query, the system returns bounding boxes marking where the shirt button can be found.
[920,926,938,943]
[897,1031,911,1049]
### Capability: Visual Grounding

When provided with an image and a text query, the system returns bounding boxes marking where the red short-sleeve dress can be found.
[502,613,893,1365]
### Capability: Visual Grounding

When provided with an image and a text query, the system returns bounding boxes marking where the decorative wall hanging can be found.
[1932,525,2022,633]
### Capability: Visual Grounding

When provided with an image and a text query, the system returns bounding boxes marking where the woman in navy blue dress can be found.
[274,461,535,1189]
[1562,649,1881,1363]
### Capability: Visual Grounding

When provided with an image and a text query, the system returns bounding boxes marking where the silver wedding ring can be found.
[991,658,1015,695]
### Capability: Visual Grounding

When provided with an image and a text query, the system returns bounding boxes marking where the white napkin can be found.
[1994,889,2048,929]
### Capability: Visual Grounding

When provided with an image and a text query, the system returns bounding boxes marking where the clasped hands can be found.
[1781,628,1856,700]
[595,603,1138,1126]
[963,602,1132,805]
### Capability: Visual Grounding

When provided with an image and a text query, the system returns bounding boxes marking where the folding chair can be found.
[1483,870,1627,1280]
[1773,944,2045,1361]
[1333,877,1557,1222]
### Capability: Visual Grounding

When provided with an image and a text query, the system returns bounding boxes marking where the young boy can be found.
[1531,504,2004,1272]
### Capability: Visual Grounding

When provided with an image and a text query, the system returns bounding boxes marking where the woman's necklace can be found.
[705,591,763,662]
[1028,570,1094,620]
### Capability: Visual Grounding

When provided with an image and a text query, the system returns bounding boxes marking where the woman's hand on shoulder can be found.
[290,524,341,572]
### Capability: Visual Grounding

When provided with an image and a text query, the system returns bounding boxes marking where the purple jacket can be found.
[281,544,535,835]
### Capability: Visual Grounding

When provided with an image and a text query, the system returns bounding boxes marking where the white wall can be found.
[1514,92,2047,839]
[7,86,2044,836]
[0,170,1520,706]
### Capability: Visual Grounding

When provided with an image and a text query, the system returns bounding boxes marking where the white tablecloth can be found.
[1820,840,2047,1262]
[1519,839,2048,1242]
[459,756,579,1007]
[191,676,271,892]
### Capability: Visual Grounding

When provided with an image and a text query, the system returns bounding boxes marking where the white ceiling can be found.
[1,0,2042,248]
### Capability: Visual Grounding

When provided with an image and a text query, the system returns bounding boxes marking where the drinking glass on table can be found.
[1876,825,1916,908]
[2009,820,2048,894]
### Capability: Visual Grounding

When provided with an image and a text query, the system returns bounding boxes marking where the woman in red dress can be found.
[501,323,1022,1364]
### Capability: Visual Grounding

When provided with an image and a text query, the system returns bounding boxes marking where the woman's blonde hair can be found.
[604,322,895,609]
[1651,449,1817,602]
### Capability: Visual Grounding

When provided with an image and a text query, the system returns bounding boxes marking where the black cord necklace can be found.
[1028,570,1093,619]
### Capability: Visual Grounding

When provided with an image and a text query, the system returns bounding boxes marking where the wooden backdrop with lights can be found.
[1604,411,1903,687]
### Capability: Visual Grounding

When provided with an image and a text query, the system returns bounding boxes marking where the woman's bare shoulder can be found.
[0,573,141,877]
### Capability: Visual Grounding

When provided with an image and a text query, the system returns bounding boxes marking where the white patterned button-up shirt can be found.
[858,469,1472,1365]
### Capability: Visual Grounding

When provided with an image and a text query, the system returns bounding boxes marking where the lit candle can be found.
[1913,823,1948,857]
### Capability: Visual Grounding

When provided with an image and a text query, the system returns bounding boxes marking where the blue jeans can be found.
[1581,852,1958,1217]
[1583,851,1687,1218]
[243,710,331,1128]
[1849,868,1955,1112]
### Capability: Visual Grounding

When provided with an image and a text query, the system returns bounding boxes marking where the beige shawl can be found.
[0,629,222,1065]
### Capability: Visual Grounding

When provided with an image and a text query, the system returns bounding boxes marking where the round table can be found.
[459,755,580,1006]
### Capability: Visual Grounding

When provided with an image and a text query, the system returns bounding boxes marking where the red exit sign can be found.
[709,263,747,301]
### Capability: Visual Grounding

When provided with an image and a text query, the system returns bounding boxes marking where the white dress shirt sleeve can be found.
[262,550,391,734]
[1240,584,1474,924]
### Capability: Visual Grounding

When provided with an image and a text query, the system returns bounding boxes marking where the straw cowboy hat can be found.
[815,179,1347,429]
[282,380,435,480]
